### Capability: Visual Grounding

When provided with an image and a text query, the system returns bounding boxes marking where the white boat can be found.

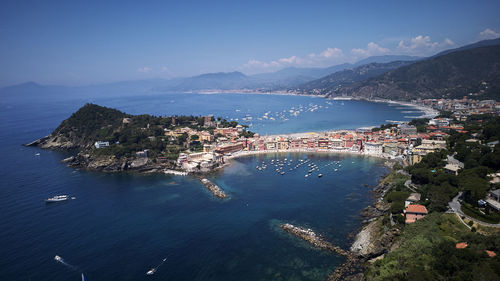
[146,258,167,276]
[54,255,62,262]
[46,195,69,203]
[318,174,323,177]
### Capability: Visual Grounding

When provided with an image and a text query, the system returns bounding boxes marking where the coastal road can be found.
[448,192,500,228]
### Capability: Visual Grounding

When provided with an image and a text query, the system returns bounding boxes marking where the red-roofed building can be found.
[456,242,468,249]
[485,250,497,258]
[404,204,428,224]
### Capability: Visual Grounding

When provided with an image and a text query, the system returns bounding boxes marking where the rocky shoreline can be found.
[280,162,401,281]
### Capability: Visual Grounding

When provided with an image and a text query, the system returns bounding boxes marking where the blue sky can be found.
[1,0,499,86]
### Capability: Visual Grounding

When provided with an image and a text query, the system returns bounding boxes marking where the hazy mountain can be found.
[353,55,422,66]
[293,61,414,95]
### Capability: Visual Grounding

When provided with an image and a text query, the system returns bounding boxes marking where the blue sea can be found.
[0,92,416,280]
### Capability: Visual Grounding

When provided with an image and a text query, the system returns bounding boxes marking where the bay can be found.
[0,92,408,280]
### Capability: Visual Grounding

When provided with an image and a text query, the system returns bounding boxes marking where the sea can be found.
[0,92,422,281]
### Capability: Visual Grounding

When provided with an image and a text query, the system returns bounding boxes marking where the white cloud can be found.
[478,28,500,40]
[242,34,461,74]
[350,42,389,59]
[396,35,455,56]
[137,66,153,73]
[242,47,347,73]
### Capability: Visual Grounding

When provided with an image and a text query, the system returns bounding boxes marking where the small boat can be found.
[305,174,309,178]
[81,273,87,281]
[46,195,69,203]
[318,174,323,178]
[146,258,167,275]
[280,172,285,175]
[54,255,62,262]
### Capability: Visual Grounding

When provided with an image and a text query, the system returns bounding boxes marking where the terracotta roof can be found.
[485,250,497,258]
[405,213,418,224]
[405,204,428,214]
[456,242,468,249]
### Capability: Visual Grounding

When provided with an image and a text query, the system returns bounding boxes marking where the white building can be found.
[364,142,382,155]
[94,141,109,148]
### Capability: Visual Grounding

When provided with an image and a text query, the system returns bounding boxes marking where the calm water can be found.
[0,92,403,281]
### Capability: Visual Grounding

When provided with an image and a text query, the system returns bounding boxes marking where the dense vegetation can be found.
[366,213,500,280]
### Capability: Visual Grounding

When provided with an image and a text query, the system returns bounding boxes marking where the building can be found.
[399,124,417,135]
[94,141,110,149]
[486,189,500,212]
[444,163,461,175]
[136,149,149,158]
[364,142,382,155]
[405,193,421,207]
[404,204,428,224]
[215,142,245,154]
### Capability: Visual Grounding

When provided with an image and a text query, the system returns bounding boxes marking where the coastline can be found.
[225,148,394,162]
[182,90,439,120]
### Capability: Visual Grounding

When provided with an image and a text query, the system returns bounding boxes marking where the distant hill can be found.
[432,38,500,58]
[324,45,500,100]
[353,55,422,66]
[292,61,414,95]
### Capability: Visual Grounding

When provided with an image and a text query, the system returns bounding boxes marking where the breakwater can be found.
[200,178,227,199]
[280,223,359,281]
[280,223,351,257]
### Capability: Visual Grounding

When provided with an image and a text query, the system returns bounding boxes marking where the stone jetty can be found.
[200,178,227,199]
[280,223,358,281]
[280,223,351,257]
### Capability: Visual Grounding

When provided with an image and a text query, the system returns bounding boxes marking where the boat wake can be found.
[146,258,167,275]
[54,255,79,271]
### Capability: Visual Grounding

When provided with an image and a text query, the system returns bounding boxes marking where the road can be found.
[448,192,500,228]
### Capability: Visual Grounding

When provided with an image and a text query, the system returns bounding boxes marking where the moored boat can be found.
[45,195,69,203]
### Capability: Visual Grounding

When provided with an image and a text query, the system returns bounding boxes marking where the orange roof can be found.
[405,213,418,224]
[485,250,497,258]
[405,204,428,214]
[456,242,468,249]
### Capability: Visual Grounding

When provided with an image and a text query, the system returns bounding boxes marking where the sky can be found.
[1,0,500,87]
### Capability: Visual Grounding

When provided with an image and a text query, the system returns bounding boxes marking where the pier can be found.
[280,223,351,257]
[200,178,227,199]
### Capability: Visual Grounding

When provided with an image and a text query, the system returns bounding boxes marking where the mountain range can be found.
[296,39,500,100]
[2,39,500,101]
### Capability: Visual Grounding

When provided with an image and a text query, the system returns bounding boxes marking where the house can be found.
[444,163,461,175]
[456,242,468,249]
[94,141,110,148]
[136,149,149,158]
[404,204,428,224]
[405,193,421,207]
[486,189,500,212]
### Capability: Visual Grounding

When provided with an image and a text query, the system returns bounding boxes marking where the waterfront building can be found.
[364,142,382,155]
